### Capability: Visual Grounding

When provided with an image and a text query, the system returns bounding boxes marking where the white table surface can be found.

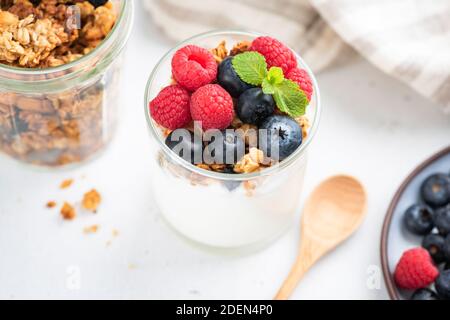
[0,3,449,300]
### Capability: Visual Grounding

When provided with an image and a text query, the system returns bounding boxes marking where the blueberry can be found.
[421,174,450,208]
[444,235,450,262]
[434,205,450,236]
[236,88,275,125]
[422,234,446,264]
[411,288,439,300]
[259,115,302,161]
[88,0,109,8]
[435,270,450,300]
[165,129,203,164]
[221,166,241,191]
[217,57,253,98]
[204,130,245,165]
[403,204,434,235]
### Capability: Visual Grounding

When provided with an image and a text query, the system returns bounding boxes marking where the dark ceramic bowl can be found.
[381,146,450,300]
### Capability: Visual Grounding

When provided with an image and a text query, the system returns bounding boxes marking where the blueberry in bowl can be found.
[204,130,245,165]
[165,130,204,165]
[444,234,450,262]
[422,234,446,264]
[421,174,450,208]
[435,270,450,300]
[236,88,275,125]
[411,288,439,300]
[434,204,450,236]
[217,57,254,98]
[258,115,302,162]
[403,204,434,235]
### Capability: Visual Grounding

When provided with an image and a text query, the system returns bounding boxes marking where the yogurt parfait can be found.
[145,31,320,249]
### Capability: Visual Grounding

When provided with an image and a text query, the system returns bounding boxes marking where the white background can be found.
[0,2,449,300]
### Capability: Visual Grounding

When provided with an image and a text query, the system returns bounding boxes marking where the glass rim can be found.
[0,0,132,76]
[144,29,322,181]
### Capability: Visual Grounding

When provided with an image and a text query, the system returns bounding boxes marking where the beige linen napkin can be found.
[144,0,450,112]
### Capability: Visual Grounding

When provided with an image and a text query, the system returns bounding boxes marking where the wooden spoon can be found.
[275,175,367,300]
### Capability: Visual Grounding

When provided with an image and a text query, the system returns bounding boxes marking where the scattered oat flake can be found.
[83,225,99,234]
[82,189,102,212]
[60,179,74,189]
[112,229,119,237]
[60,202,76,220]
[46,201,57,209]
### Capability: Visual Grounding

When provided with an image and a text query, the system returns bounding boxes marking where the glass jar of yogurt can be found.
[0,0,134,168]
[145,30,321,250]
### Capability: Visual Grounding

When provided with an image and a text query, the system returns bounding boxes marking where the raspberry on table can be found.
[250,36,297,74]
[394,248,439,290]
[149,85,192,130]
[190,84,234,130]
[172,45,218,91]
[286,67,314,101]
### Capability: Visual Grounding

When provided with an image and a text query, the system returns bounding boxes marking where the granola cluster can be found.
[0,0,116,68]
[0,82,110,166]
[0,1,118,166]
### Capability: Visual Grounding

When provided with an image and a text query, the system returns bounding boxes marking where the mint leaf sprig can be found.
[232,52,268,86]
[232,52,309,118]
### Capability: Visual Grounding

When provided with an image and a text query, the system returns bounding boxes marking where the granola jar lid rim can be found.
[144,29,322,182]
[0,0,133,79]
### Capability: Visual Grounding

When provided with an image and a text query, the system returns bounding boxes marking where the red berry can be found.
[394,248,439,290]
[286,67,313,101]
[190,84,234,130]
[149,85,191,130]
[172,45,218,91]
[250,36,297,73]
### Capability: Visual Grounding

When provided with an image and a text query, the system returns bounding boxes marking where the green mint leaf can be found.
[267,67,284,85]
[232,52,267,86]
[273,79,308,117]
[262,67,284,95]
[262,78,276,95]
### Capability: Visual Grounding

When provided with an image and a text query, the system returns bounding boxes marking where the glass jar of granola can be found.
[0,0,133,167]
[145,31,321,250]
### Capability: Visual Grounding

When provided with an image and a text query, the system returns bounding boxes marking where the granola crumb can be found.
[196,163,211,171]
[82,189,102,213]
[60,202,76,220]
[296,116,311,140]
[83,225,99,234]
[234,148,267,174]
[211,40,228,63]
[60,179,74,189]
[230,41,252,56]
[46,201,57,209]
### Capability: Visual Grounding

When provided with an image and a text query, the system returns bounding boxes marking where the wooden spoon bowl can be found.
[275,175,367,300]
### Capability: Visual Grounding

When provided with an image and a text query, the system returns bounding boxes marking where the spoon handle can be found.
[274,238,323,300]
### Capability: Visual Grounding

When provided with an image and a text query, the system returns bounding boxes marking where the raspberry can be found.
[394,248,439,290]
[190,84,234,130]
[250,36,297,73]
[149,85,191,130]
[172,45,218,91]
[286,68,314,101]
